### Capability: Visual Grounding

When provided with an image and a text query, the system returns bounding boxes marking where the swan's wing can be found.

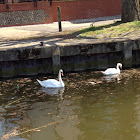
[102,68,118,75]
[40,79,60,88]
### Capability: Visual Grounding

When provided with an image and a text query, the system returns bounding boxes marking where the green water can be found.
[0,69,140,140]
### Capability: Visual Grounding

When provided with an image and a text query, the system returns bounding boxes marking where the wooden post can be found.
[57,6,62,32]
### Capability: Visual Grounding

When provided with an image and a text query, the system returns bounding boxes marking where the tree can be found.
[122,0,140,22]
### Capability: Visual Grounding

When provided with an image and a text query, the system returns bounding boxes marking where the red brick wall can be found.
[53,0,121,22]
[0,0,121,26]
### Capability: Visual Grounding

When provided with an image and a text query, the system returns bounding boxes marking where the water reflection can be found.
[38,87,65,99]
[101,74,121,82]
[1,69,140,140]
[134,94,140,140]
[26,88,80,140]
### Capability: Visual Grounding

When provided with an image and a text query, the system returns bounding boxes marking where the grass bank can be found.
[76,21,140,38]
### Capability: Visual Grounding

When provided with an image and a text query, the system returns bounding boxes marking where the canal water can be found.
[0,69,140,140]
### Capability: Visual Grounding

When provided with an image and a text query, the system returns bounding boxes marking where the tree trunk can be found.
[122,0,140,22]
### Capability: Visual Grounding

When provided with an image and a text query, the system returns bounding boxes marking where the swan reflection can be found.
[101,74,121,82]
[38,87,65,99]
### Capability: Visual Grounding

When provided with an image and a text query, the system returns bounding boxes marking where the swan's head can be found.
[59,69,64,76]
[117,63,122,69]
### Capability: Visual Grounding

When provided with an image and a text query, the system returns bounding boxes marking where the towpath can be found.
[0,16,121,49]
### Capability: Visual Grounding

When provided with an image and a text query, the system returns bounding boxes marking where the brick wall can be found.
[0,1,53,26]
[0,0,121,26]
[53,0,121,22]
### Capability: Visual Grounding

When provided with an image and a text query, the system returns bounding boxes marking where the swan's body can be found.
[37,69,64,88]
[101,63,122,75]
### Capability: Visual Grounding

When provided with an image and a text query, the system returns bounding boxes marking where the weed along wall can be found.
[0,38,140,78]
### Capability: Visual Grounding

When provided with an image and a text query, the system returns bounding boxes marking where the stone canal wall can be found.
[0,38,140,78]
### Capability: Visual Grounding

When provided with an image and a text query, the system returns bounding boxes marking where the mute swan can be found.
[37,69,65,88]
[101,63,122,75]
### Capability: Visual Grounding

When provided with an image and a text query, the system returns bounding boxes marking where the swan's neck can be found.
[116,64,120,71]
[58,72,64,86]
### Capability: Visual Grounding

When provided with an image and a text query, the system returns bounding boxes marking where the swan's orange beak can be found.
[61,72,63,76]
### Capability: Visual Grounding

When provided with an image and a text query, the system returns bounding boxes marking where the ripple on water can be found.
[0,69,140,139]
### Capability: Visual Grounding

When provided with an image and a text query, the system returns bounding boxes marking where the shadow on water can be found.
[1,69,140,139]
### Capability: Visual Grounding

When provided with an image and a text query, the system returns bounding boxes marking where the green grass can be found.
[78,21,140,38]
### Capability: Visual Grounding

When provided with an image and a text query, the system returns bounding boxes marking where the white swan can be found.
[37,69,65,88]
[101,63,122,75]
